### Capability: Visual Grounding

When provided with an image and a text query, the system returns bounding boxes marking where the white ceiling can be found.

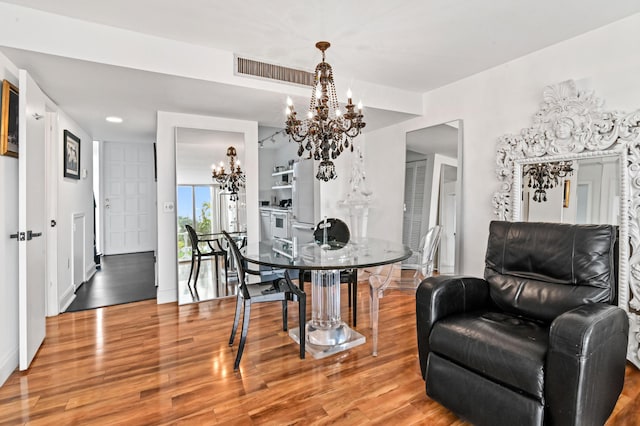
[176,128,245,180]
[406,123,458,158]
[2,1,640,145]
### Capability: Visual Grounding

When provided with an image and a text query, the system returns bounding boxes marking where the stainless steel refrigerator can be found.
[291,159,316,243]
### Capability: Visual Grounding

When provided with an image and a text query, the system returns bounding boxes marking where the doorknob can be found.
[26,231,42,240]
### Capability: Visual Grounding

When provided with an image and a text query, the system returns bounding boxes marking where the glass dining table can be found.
[242,237,412,358]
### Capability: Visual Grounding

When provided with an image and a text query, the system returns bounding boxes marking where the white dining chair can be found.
[368,225,442,355]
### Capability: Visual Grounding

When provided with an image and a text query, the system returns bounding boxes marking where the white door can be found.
[103,142,156,255]
[402,160,427,258]
[18,70,47,370]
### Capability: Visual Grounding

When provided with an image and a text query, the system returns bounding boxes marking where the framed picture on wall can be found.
[0,79,19,158]
[64,130,81,179]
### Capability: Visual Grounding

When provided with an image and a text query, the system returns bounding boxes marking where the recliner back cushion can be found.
[484,221,616,322]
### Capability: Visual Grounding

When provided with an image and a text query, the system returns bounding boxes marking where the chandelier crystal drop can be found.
[285,41,366,182]
[524,161,573,202]
[212,146,246,201]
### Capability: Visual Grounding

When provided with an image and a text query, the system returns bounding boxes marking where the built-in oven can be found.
[270,210,290,239]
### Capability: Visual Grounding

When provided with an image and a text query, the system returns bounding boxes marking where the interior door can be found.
[402,160,427,258]
[103,142,156,255]
[18,69,47,370]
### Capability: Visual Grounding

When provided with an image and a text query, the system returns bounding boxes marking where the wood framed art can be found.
[1,79,19,158]
[63,130,81,179]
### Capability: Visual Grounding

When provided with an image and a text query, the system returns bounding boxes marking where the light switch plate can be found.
[163,201,175,213]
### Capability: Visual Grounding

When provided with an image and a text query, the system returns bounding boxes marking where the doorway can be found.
[74,140,158,312]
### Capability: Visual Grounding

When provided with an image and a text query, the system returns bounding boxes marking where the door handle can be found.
[26,231,42,240]
[9,231,42,240]
[27,230,42,241]
[292,224,314,231]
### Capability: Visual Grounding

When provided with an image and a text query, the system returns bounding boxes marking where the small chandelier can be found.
[285,41,366,182]
[524,161,573,202]
[212,146,245,201]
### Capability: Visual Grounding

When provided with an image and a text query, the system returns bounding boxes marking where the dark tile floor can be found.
[66,251,157,312]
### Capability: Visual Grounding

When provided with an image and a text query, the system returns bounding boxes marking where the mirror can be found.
[492,80,640,369]
[175,127,246,305]
[404,119,462,274]
[521,155,620,225]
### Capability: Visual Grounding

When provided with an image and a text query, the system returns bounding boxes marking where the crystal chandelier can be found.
[212,146,245,201]
[524,161,573,202]
[285,41,366,182]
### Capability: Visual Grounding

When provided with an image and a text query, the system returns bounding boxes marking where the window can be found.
[177,185,217,261]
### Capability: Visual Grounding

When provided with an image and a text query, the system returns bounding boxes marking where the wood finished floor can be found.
[66,252,157,312]
[1,283,640,425]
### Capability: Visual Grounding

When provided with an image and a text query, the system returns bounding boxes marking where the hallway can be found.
[66,252,156,312]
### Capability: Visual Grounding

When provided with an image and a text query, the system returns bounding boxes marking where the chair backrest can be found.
[314,218,350,246]
[419,225,442,274]
[484,221,617,323]
[185,224,199,252]
[222,231,249,296]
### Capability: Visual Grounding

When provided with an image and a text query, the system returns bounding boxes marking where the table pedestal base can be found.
[289,269,366,358]
[289,325,365,359]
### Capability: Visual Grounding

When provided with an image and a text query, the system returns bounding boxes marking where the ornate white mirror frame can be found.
[492,80,640,368]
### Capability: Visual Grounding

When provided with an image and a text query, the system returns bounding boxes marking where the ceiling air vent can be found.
[236,56,314,87]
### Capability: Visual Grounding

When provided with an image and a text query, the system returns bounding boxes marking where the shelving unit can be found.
[272,168,293,189]
[272,169,293,175]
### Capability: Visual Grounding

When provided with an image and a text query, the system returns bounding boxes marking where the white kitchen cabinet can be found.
[260,209,272,240]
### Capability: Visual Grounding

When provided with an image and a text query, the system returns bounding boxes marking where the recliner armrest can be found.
[546,304,629,426]
[549,304,628,357]
[416,276,490,378]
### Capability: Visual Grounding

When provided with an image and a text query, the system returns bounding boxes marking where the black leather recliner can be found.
[416,221,629,426]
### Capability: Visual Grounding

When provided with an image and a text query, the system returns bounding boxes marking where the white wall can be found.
[318,142,364,223]
[362,128,405,243]
[427,154,458,230]
[258,147,276,203]
[56,112,96,311]
[0,52,20,386]
[363,13,640,276]
[156,111,258,304]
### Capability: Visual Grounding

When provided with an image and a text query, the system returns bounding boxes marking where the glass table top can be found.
[243,237,412,270]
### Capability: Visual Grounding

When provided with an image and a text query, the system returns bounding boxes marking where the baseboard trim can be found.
[0,346,18,387]
[60,284,76,312]
[85,262,97,281]
[156,288,177,304]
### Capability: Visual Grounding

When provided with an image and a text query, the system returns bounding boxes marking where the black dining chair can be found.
[299,218,358,325]
[223,231,306,370]
[185,224,227,301]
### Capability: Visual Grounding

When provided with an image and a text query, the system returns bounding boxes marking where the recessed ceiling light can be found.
[105,116,123,123]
